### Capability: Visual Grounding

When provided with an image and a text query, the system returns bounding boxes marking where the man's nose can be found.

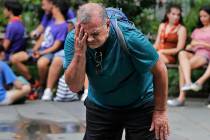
[87,35,94,42]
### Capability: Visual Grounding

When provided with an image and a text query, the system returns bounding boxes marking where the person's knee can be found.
[10,54,19,64]
[37,58,49,69]
[178,51,186,60]
[52,57,63,67]
[10,53,27,64]
[22,85,31,95]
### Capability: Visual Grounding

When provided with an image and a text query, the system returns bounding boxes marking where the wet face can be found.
[199,10,210,26]
[167,7,181,25]
[81,18,110,49]
[41,0,53,14]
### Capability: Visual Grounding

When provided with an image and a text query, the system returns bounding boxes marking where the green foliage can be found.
[0,1,6,32]
[0,0,41,33]
[89,0,158,35]
[89,0,103,3]
[133,8,159,36]
[168,69,179,96]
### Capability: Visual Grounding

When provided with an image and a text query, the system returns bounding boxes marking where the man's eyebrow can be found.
[90,30,100,34]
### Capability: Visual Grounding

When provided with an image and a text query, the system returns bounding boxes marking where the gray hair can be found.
[77,3,108,24]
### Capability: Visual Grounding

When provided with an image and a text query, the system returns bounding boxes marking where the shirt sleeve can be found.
[55,24,68,42]
[5,23,15,41]
[1,62,16,85]
[125,27,159,73]
[63,30,75,70]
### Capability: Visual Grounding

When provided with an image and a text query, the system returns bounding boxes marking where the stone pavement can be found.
[0,99,210,140]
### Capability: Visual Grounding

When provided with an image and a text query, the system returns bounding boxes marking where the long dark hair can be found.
[197,5,210,28]
[161,3,183,25]
[51,0,69,20]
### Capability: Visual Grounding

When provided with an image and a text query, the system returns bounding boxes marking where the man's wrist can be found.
[154,107,167,111]
[74,51,86,58]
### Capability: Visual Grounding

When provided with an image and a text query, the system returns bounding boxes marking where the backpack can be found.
[106,7,135,55]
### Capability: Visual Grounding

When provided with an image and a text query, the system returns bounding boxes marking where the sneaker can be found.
[167,99,185,107]
[190,83,202,92]
[80,89,88,101]
[181,83,192,91]
[41,88,53,101]
[27,91,38,100]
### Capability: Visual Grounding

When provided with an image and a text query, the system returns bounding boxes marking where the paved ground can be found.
[0,98,210,140]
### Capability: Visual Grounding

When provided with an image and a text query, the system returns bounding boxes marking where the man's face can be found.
[81,18,110,49]
[41,0,53,14]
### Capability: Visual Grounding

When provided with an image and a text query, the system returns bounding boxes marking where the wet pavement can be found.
[0,99,210,140]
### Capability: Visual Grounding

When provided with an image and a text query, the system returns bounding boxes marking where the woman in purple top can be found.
[168,5,210,107]
[11,0,69,96]
[3,0,26,61]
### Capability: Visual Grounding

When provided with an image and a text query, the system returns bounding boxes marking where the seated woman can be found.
[0,45,31,105]
[154,3,187,64]
[168,5,210,107]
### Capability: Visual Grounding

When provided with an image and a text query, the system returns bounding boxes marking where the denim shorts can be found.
[54,49,65,62]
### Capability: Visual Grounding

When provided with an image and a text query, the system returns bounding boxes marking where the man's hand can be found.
[74,23,88,56]
[150,110,170,140]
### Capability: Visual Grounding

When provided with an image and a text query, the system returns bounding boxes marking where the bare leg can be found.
[195,63,210,85]
[177,66,186,102]
[158,52,170,64]
[8,85,31,104]
[177,54,207,101]
[10,52,31,80]
[84,74,89,90]
[46,57,63,89]
[178,51,194,84]
[37,57,51,87]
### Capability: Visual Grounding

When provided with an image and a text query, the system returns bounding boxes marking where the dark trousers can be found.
[83,98,156,140]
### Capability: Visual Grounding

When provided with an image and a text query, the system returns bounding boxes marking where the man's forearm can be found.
[152,60,168,111]
[65,53,86,92]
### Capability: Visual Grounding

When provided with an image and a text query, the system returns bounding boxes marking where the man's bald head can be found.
[77,3,108,24]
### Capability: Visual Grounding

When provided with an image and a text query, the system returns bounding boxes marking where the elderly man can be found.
[64,3,169,140]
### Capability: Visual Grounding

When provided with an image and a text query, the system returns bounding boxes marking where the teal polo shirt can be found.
[64,21,159,109]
